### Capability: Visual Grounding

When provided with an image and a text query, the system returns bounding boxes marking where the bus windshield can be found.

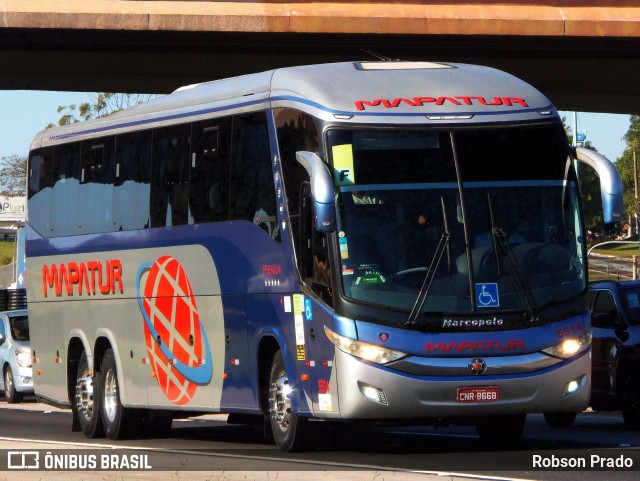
[329,124,584,321]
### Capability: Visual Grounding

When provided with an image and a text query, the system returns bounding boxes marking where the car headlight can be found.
[16,348,32,367]
[541,331,591,359]
[324,326,406,364]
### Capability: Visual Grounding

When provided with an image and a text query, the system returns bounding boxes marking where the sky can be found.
[0,90,632,163]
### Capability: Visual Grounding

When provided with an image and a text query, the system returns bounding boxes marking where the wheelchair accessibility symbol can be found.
[476,283,499,308]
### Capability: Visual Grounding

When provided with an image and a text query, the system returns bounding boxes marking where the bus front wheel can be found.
[268,350,310,451]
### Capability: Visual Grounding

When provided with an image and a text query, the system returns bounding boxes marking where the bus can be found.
[26,61,622,451]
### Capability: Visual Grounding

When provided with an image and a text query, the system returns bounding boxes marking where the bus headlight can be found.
[324,327,406,365]
[542,331,591,359]
[16,348,32,367]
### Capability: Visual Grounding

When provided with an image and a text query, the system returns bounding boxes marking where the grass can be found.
[0,241,16,266]
[589,242,640,258]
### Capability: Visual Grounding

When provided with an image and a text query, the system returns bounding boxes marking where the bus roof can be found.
[32,61,557,151]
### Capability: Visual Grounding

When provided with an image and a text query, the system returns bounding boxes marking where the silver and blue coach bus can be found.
[25,61,622,450]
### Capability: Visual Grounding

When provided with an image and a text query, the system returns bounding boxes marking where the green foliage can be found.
[0,240,16,267]
[0,154,27,197]
[51,92,159,127]
[562,116,607,233]
[613,115,640,230]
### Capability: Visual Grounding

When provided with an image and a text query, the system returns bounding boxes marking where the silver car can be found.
[0,310,32,403]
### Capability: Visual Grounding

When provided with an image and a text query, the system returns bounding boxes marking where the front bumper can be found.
[335,348,590,419]
[12,364,34,394]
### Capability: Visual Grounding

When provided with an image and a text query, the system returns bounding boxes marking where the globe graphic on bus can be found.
[137,255,213,405]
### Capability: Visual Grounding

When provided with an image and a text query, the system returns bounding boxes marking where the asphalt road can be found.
[0,400,639,481]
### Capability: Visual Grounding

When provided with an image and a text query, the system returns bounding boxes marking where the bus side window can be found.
[190,118,231,223]
[51,143,81,235]
[27,148,54,235]
[115,130,152,230]
[151,124,191,227]
[229,112,280,241]
[79,137,115,233]
[29,149,53,196]
[81,138,115,185]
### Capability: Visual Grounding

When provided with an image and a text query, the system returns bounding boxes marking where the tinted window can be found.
[116,131,152,186]
[591,290,620,328]
[114,131,152,230]
[276,109,320,267]
[190,118,231,223]
[28,148,53,197]
[455,124,569,182]
[79,138,115,233]
[9,315,29,342]
[51,143,81,235]
[326,129,456,185]
[151,124,191,227]
[81,138,115,185]
[229,112,280,241]
[621,284,640,325]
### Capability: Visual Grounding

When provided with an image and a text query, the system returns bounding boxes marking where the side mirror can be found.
[573,147,623,223]
[0,333,4,346]
[295,151,336,232]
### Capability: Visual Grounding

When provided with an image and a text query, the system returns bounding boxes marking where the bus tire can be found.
[268,349,310,452]
[543,411,577,428]
[100,348,137,440]
[75,352,104,438]
[4,366,22,403]
[475,414,526,445]
[621,372,640,427]
[140,410,173,438]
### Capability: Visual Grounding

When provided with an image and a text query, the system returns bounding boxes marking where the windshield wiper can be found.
[487,195,540,323]
[406,197,451,326]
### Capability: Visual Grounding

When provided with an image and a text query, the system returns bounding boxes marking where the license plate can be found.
[457,386,499,403]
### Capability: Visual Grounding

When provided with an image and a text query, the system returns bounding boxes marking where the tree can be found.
[615,115,640,235]
[51,92,158,127]
[0,93,159,198]
[0,154,27,197]
[562,116,605,233]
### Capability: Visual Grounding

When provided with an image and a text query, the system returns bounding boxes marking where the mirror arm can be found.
[573,146,623,224]
[296,151,336,232]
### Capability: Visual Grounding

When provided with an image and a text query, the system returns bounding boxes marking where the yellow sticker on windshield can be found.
[332,144,355,186]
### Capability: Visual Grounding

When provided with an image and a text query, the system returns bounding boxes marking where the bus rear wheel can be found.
[268,349,310,451]
[74,352,104,438]
[100,348,138,440]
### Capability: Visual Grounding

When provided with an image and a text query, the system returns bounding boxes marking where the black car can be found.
[587,280,640,425]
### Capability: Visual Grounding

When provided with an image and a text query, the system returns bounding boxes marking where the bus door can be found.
[297,183,339,416]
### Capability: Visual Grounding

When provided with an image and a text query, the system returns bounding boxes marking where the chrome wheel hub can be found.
[75,371,94,420]
[103,369,118,423]
[269,371,292,432]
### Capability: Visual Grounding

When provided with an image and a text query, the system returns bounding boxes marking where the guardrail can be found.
[588,241,639,281]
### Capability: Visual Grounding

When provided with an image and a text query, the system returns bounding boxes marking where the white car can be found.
[0,310,32,403]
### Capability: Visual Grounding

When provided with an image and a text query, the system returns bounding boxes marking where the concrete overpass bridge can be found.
[1,1,640,114]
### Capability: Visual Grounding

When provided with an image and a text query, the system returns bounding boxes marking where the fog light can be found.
[562,376,584,398]
[359,383,388,405]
